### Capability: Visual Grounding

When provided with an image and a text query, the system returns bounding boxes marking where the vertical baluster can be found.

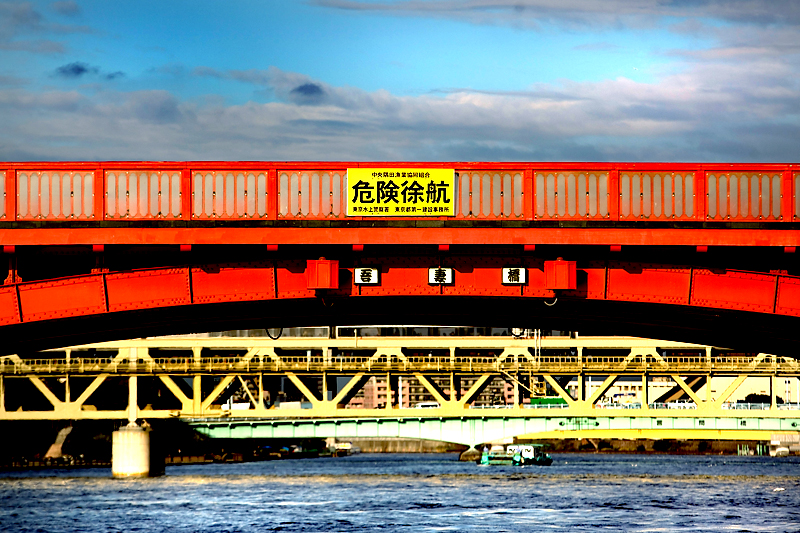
[638,174,644,219]
[629,173,635,219]
[171,173,178,217]
[339,171,345,218]
[70,172,77,219]
[587,172,592,218]
[708,174,715,220]
[469,172,475,216]
[237,172,243,217]
[671,174,676,218]
[31,172,40,219]
[726,174,731,220]
[318,171,324,217]
[45,171,53,220]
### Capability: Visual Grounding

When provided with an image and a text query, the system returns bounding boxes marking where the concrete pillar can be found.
[112,424,151,478]
[459,447,481,462]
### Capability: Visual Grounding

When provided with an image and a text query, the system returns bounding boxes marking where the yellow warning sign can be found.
[347,168,455,216]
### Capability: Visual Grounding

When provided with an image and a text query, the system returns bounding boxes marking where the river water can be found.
[1,453,799,532]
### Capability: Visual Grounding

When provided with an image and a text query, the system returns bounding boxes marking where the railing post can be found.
[608,169,619,221]
[695,169,706,221]
[782,170,793,221]
[93,168,104,220]
[181,168,192,220]
[523,168,534,220]
[266,168,277,220]
[4,169,15,221]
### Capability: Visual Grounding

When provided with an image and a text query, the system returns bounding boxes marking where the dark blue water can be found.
[1,453,799,532]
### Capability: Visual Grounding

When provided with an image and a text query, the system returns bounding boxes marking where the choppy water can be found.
[1,453,799,532]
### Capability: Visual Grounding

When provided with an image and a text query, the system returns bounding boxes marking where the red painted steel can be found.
[522,261,557,299]
[0,227,800,247]
[562,260,606,300]
[105,269,191,312]
[455,170,524,219]
[356,258,439,297]
[193,169,270,219]
[16,170,94,220]
[690,270,777,313]
[0,261,800,329]
[278,170,346,219]
[706,172,782,221]
[0,286,20,325]
[544,259,577,290]
[18,277,106,321]
[192,263,276,304]
[776,277,800,317]
[607,264,691,305]
[442,257,525,297]
[106,169,182,219]
[534,170,609,220]
[619,171,695,221]
[0,161,795,225]
[275,259,316,299]
[1,170,9,220]
[307,259,339,289]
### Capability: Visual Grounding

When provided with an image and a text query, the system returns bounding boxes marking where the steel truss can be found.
[1,336,799,427]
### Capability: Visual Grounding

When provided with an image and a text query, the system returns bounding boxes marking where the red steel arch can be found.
[0,258,799,354]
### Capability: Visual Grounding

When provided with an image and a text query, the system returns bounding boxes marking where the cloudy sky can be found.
[0,0,798,162]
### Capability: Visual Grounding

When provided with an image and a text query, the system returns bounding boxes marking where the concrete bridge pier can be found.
[459,447,482,462]
[112,423,152,478]
[111,376,163,478]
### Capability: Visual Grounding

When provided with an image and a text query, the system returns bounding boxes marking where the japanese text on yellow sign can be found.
[347,168,454,216]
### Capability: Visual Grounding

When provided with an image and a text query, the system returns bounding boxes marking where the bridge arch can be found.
[1,260,800,355]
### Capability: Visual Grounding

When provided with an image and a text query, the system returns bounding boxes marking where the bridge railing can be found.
[2,163,797,223]
[2,353,797,375]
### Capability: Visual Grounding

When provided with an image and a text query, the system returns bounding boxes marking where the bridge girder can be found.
[2,337,799,447]
[1,257,800,354]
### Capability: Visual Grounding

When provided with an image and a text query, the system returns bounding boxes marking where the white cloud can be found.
[1,55,798,163]
[0,0,91,54]
[314,0,800,28]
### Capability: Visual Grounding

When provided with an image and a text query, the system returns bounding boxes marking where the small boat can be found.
[331,442,361,457]
[478,444,552,466]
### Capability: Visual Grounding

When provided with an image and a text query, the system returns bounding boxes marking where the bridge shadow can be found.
[3,295,798,357]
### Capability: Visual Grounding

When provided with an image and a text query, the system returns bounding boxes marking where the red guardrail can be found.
[1,163,797,222]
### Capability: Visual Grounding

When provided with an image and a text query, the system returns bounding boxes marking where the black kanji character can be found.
[351,180,375,204]
[401,180,425,204]
[426,180,451,204]
[377,180,400,204]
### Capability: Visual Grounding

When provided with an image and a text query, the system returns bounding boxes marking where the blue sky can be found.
[0,0,798,162]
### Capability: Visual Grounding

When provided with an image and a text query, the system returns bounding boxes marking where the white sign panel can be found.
[354,267,380,285]
[428,267,454,285]
[502,267,527,285]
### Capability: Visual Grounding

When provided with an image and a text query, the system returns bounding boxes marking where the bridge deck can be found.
[0,161,798,247]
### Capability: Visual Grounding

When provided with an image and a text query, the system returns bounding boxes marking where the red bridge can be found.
[1,161,800,354]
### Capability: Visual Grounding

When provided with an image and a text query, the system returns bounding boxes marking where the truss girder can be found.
[1,337,799,425]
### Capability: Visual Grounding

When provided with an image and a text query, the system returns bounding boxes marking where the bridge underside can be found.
[0,243,800,354]
[192,416,800,447]
[3,292,800,357]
